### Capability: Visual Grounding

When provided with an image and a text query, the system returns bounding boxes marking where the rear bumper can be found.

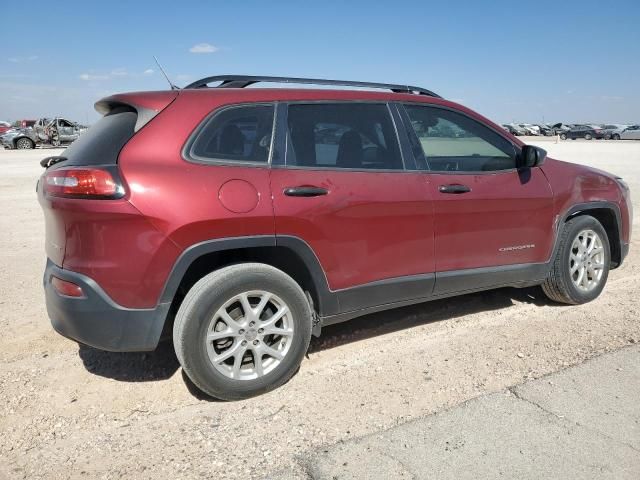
[44,259,170,352]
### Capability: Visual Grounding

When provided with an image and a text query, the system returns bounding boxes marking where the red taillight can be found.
[44,168,122,198]
[51,276,84,297]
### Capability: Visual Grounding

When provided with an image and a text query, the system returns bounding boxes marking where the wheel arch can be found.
[563,202,622,268]
[158,236,337,338]
[14,136,35,148]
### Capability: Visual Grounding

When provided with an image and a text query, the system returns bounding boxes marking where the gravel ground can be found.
[0,138,638,479]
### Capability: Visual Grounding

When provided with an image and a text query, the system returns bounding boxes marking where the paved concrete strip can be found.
[514,345,640,451]
[273,346,640,480]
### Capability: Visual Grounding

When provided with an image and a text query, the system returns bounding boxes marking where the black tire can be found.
[15,138,35,149]
[585,133,593,140]
[173,263,312,400]
[560,133,567,140]
[542,215,610,305]
[612,134,620,140]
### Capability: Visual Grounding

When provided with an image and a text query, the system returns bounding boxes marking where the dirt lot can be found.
[1,138,639,479]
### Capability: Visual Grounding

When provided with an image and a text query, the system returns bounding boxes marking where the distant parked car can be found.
[0,121,12,135]
[503,123,526,136]
[0,127,38,149]
[519,124,540,136]
[619,125,640,140]
[34,117,85,146]
[535,124,553,136]
[550,123,571,136]
[561,125,605,140]
[603,124,631,140]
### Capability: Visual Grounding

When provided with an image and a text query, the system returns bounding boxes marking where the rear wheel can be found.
[612,134,620,140]
[15,138,34,149]
[173,263,312,400]
[542,215,610,304]
[585,133,593,140]
[560,133,567,140]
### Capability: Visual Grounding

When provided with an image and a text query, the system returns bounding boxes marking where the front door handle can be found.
[283,186,329,197]
[438,184,471,194]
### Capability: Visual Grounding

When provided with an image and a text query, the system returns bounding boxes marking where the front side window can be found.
[189,104,274,163]
[404,105,517,172]
[285,103,403,170]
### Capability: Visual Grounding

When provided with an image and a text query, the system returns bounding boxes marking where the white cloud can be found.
[189,43,219,54]
[143,68,154,75]
[79,73,109,81]
[110,68,128,77]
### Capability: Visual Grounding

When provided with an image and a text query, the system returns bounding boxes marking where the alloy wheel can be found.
[16,138,33,149]
[205,290,294,380]
[569,229,605,292]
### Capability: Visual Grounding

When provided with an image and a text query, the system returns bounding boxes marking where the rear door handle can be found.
[283,186,329,197]
[438,184,471,194]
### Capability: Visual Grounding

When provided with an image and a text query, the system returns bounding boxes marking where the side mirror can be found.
[518,145,546,169]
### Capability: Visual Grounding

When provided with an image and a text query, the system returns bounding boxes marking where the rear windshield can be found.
[60,108,137,166]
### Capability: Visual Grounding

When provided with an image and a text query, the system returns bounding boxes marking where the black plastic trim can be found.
[44,260,170,352]
[433,263,549,296]
[336,274,435,312]
[562,201,625,268]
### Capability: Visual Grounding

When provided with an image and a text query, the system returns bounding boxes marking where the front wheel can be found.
[612,134,620,140]
[585,133,593,140]
[173,263,312,400]
[542,215,610,304]
[560,133,567,140]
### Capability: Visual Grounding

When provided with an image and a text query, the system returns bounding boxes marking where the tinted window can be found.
[404,105,516,172]
[285,103,403,170]
[190,104,274,163]
[61,108,136,166]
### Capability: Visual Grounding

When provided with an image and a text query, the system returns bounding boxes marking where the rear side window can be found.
[188,104,274,164]
[61,108,137,166]
[285,103,403,170]
[404,105,517,172]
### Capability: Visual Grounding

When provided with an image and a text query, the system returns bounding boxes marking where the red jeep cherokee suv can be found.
[38,75,632,400]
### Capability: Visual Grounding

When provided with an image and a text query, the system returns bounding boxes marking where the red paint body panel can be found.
[270,169,435,290]
[541,158,630,241]
[96,91,179,113]
[430,169,555,271]
[117,93,275,252]
[38,192,180,308]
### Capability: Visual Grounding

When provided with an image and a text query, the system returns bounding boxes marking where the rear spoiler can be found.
[94,91,179,132]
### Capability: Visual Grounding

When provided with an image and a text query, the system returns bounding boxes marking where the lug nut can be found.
[258,328,264,334]
[249,321,255,327]
[241,340,247,346]
[253,340,259,345]
[239,329,245,334]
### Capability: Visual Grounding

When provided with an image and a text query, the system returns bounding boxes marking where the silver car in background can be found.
[619,125,640,140]
[33,117,86,146]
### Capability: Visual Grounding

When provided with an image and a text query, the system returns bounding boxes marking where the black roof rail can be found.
[183,75,442,98]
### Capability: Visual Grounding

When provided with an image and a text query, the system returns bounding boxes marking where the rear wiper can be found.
[40,156,67,168]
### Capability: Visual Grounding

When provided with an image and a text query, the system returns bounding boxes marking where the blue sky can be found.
[1,0,638,124]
